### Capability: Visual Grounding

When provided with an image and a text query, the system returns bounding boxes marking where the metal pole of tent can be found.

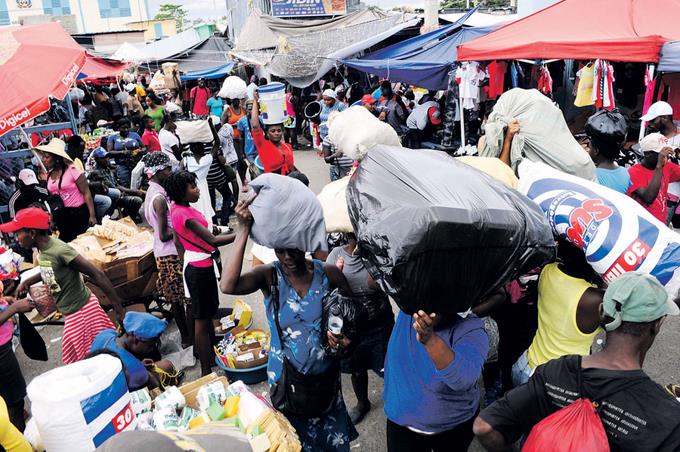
[65,93,78,134]
[459,86,465,153]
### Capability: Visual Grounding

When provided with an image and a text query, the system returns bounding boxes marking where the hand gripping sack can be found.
[27,354,137,452]
[522,399,609,452]
[518,160,680,299]
[347,146,556,314]
[249,173,327,252]
[328,106,401,161]
[317,176,353,233]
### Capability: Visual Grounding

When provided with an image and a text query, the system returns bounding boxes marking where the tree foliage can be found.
[155,3,188,31]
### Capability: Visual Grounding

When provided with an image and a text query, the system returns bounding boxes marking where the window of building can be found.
[0,0,9,26]
[43,0,72,16]
[98,0,132,18]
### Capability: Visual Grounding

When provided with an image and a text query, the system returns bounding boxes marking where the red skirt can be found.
[61,293,115,364]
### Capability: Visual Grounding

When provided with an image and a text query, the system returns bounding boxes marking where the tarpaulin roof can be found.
[181,63,235,81]
[232,10,415,87]
[659,41,680,72]
[457,0,680,63]
[78,54,129,81]
[145,36,232,75]
[234,9,390,51]
[342,9,498,90]
[440,11,517,27]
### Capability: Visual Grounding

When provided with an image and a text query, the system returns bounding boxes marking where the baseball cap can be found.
[603,272,680,332]
[639,132,668,153]
[0,207,50,233]
[428,106,442,125]
[123,312,167,341]
[96,119,109,127]
[91,147,109,159]
[18,168,38,186]
[361,94,376,105]
[322,89,337,100]
[640,101,673,122]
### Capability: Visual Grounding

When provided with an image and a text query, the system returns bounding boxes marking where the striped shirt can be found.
[323,136,353,168]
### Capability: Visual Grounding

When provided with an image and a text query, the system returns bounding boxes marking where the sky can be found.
[146,0,420,19]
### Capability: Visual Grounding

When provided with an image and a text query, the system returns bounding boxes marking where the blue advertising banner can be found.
[271,0,347,17]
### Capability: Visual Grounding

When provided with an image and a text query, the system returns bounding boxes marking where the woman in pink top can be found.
[166,170,235,375]
[38,138,96,242]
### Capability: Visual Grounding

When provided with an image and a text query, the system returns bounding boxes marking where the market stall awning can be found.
[182,63,235,81]
[439,11,517,27]
[659,41,680,72]
[78,54,129,81]
[0,22,85,137]
[457,0,680,62]
[342,9,498,90]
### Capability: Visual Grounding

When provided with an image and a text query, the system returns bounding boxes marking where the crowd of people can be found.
[1,65,680,452]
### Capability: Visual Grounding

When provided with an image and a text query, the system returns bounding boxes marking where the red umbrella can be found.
[0,22,86,137]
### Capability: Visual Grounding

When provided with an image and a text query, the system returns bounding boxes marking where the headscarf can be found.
[142,152,171,179]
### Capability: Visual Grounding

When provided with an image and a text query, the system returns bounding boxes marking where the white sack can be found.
[175,120,213,144]
[328,105,402,161]
[317,176,353,233]
[219,76,248,99]
[482,88,596,181]
[249,173,327,252]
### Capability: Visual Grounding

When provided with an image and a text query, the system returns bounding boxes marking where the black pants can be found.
[54,203,89,242]
[386,416,476,452]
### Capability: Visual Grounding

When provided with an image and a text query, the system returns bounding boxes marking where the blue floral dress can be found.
[264,259,358,451]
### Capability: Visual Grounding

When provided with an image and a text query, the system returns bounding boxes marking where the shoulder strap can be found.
[174,227,213,254]
[270,266,284,344]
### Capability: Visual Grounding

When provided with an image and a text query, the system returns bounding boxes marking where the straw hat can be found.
[34,138,72,162]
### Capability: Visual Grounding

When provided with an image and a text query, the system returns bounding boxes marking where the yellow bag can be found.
[456,156,518,189]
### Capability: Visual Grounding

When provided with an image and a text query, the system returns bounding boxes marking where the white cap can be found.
[96,119,108,127]
[641,101,673,122]
[18,168,38,186]
[322,89,337,100]
[639,132,669,153]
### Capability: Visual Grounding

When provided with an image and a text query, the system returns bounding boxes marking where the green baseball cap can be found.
[603,272,680,331]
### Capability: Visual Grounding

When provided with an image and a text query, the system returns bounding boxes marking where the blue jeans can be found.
[511,350,535,387]
[115,163,131,188]
[93,195,111,222]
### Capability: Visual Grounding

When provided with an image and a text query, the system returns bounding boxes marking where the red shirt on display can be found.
[487,61,507,100]
[252,127,294,175]
[627,162,680,223]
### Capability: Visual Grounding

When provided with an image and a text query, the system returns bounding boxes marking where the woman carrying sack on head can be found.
[38,138,97,242]
[220,198,358,452]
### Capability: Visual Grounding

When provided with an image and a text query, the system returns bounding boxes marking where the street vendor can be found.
[6,208,125,364]
[251,91,295,175]
[90,311,179,390]
[88,147,144,222]
[106,118,143,187]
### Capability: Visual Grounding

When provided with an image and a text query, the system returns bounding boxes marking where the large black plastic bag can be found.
[346,145,556,314]
[321,289,364,358]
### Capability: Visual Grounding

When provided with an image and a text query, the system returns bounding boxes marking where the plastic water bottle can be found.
[328,305,344,337]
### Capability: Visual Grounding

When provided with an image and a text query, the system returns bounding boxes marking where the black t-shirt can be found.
[8,186,49,217]
[481,355,680,451]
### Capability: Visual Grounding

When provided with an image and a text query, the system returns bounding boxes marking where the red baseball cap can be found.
[0,207,50,233]
[361,94,377,105]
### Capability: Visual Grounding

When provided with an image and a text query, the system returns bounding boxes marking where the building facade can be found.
[126,18,177,41]
[0,0,151,33]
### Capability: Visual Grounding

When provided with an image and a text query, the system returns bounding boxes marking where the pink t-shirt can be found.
[170,203,214,267]
[47,164,85,208]
[0,300,14,346]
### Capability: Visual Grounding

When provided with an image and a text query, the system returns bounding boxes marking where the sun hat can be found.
[603,272,680,332]
[34,138,72,162]
[639,132,669,154]
[640,101,673,122]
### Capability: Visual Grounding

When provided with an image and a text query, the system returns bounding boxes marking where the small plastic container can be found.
[215,358,268,385]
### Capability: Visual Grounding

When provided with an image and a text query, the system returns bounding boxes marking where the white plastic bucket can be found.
[258,82,287,125]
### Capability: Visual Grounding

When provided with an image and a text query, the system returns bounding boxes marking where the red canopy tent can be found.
[79,55,129,83]
[457,0,680,62]
[0,22,85,137]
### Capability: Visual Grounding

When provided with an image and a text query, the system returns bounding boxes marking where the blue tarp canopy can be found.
[342,9,499,90]
[181,62,234,81]
[659,41,680,72]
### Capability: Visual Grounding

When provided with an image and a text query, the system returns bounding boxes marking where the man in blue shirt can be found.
[383,309,488,451]
[91,312,175,390]
[237,100,262,177]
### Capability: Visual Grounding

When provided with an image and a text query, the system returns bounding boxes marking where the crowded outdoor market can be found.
[0,0,680,450]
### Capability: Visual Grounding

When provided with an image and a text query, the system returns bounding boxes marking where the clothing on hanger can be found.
[487,61,508,100]
[592,59,615,110]
[574,62,595,107]
[537,65,553,96]
[455,62,486,110]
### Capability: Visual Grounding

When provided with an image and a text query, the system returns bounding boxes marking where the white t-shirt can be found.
[159,129,180,157]
[218,124,238,165]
